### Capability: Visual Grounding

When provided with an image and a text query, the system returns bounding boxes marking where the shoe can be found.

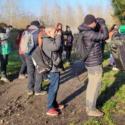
[112,67,119,70]
[1,77,10,83]
[19,74,26,79]
[55,104,64,110]
[46,108,59,116]
[27,91,34,96]
[87,109,104,117]
[35,91,47,96]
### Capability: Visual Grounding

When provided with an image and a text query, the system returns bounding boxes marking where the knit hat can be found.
[57,23,62,27]
[84,14,96,25]
[31,21,40,28]
[119,25,125,34]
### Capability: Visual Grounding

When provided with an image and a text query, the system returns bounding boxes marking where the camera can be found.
[94,19,101,32]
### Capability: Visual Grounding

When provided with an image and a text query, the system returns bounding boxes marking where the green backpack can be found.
[1,39,11,55]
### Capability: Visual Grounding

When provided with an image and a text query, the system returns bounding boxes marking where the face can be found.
[48,28,56,38]
[88,22,96,28]
[67,27,70,31]
[58,24,62,30]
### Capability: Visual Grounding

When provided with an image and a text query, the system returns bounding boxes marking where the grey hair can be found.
[45,25,55,33]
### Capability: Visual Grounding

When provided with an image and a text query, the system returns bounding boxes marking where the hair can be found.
[109,24,116,33]
[26,25,30,30]
[0,23,7,30]
[40,25,45,29]
[45,25,55,33]
[19,29,25,35]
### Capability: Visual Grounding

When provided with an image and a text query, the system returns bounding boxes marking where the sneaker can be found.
[27,91,34,96]
[55,104,64,110]
[35,91,47,96]
[87,109,104,117]
[19,74,26,79]
[112,67,119,70]
[46,108,59,116]
[1,77,10,83]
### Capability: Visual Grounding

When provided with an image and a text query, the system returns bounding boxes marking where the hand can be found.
[57,31,62,36]
[96,18,105,25]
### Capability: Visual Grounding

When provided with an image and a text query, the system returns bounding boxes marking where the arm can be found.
[43,35,61,51]
[88,24,109,41]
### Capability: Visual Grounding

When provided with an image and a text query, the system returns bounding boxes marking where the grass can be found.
[85,50,125,125]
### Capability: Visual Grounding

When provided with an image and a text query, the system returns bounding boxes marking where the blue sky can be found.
[23,0,111,16]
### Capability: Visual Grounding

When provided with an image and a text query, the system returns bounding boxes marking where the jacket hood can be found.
[28,25,39,30]
[41,33,53,39]
[78,22,93,32]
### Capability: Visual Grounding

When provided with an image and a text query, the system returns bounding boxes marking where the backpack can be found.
[73,32,95,61]
[31,42,53,74]
[20,30,37,56]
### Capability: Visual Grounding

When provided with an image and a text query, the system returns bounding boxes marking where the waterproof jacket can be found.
[42,34,63,72]
[78,23,109,67]
[65,31,73,46]
[0,28,11,55]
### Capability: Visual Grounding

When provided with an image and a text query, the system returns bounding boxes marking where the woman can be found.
[17,29,27,79]
[107,24,119,70]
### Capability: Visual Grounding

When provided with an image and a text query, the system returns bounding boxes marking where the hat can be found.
[84,14,96,25]
[31,21,40,28]
[57,23,62,27]
[119,25,125,34]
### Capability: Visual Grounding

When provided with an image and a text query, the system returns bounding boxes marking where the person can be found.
[23,21,47,96]
[107,24,119,70]
[0,23,11,82]
[78,14,109,117]
[42,25,64,116]
[16,29,27,79]
[65,25,73,63]
[26,25,30,31]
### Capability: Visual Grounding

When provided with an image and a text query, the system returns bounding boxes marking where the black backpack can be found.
[73,31,95,61]
[31,46,53,74]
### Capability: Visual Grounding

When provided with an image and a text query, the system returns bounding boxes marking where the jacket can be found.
[65,31,73,46]
[78,23,109,67]
[38,31,46,47]
[0,28,11,55]
[17,34,23,55]
[42,34,63,72]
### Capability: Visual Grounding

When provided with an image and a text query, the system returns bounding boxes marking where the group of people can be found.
[0,13,124,117]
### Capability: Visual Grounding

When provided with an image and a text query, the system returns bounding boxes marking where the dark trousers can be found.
[26,56,43,93]
[100,42,105,60]
[19,54,27,75]
[1,54,8,78]
[47,72,60,110]
[66,46,72,61]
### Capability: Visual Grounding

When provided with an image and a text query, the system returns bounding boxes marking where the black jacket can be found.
[78,23,109,67]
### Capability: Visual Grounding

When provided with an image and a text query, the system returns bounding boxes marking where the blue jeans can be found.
[47,72,60,110]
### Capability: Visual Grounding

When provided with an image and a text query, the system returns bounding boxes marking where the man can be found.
[24,21,47,96]
[65,25,73,63]
[78,14,109,117]
[42,25,64,116]
[0,23,11,82]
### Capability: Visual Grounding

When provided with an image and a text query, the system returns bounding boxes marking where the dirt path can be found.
[0,60,91,125]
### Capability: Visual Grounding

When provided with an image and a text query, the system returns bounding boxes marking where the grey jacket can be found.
[42,34,62,72]
[78,23,109,67]
[0,28,11,54]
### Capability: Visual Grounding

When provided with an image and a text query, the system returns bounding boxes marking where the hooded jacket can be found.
[0,28,11,55]
[78,23,109,67]
[42,34,62,72]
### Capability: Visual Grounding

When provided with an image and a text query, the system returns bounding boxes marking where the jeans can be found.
[19,54,27,75]
[47,72,60,110]
[1,54,8,78]
[86,65,103,111]
[26,56,43,93]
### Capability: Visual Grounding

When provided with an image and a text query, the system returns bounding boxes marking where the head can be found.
[45,25,56,38]
[0,23,7,30]
[57,23,62,30]
[26,25,30,30]
[20,29,24,35]
[66,25,70,31]
[40,25,45,32]
[84,14,96,28]
[31,21,40,28]
[109,24,116,32]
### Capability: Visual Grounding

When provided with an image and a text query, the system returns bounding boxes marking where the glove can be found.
[96,18,105,25]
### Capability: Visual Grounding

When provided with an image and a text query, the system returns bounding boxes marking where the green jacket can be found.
[0,28,11,55]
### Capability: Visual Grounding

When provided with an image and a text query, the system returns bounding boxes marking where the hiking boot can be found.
[46,108,59,116]
[112,67,119,71]
[19,74,26,79]
[27,91,34,96]
[1,77,10,83]
[35,91,47,96]
[87,109,104,117]
[55,104,64,110]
